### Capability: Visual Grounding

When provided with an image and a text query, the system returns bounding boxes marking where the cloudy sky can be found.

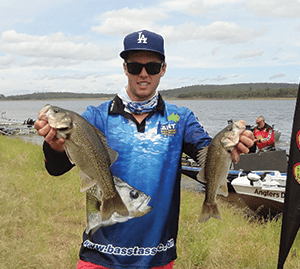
[0,0,299,96]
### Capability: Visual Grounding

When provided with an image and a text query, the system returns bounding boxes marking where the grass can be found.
[1,135,300,268]
[0,136,85,269]
[176,191,295,269]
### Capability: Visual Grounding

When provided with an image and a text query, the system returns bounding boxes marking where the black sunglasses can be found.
[125,62,164,75]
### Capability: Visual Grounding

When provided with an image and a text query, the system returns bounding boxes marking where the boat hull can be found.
[232,185,284,215]
[237,194,283,215]
[231,172,286,216]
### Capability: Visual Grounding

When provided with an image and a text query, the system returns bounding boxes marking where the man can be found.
[254,115,275,152]
[34,30,254,269]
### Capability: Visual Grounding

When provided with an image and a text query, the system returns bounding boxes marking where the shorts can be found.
[76,259,174,269]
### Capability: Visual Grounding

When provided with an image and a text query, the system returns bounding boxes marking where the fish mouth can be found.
[47,117,72,130]
[57,127,70,131]
[137,196,152,213]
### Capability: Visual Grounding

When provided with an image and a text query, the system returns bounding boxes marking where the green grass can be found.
[1,135,300,268]
[0,136,85,269]
[176,190,300,269]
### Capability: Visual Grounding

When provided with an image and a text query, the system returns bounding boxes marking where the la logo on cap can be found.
[137,32,147,44]
[120,30,165,61]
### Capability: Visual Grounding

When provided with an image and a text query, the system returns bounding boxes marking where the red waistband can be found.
[77,259,174,269]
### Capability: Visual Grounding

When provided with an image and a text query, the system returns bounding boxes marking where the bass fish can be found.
[39,105,152,232]
[197,120,246,222]
[86,177,151,236]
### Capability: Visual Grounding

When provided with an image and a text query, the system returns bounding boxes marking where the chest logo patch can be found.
[158,114,180,137]
[168,113,180,123]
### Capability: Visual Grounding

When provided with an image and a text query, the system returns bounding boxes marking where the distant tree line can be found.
[0,92,115,101]
[0,83,298,101]
[175,87,298,99]
[159,83,298,99]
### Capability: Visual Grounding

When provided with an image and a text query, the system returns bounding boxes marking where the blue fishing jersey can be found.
[77,95,211,268]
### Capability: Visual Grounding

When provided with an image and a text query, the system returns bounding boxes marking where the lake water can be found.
[0,99,296,152]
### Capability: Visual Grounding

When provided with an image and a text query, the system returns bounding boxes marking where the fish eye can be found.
[130,190,139,199]
[54,108,60,113]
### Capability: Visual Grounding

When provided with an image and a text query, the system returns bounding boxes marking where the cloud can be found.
[93,7,262,45]
[235,50,264,59]
[211,47,221,56]
[199,75,228,83]
[0,54,15,67]
[160,0,203,12]
[161,21,263,44]
[0,0,72,29]
[197,21,260,44]
[0,0,298,96]
[160,22,259,46]
[269,73,286,80]
[247,0,300,17]
[91,7,169,35]
[202,0,244,5]
[39,73,95,81]
[161,0,244,15]
[91,6,263,45]
[0,30,117,63]
[162,0,207,15]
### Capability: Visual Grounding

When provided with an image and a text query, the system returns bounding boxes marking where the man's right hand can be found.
[34,119,65,152]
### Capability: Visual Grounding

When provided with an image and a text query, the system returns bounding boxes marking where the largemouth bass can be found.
[197,120,246,222]
[38,105,152,231]
[86,177,151,236]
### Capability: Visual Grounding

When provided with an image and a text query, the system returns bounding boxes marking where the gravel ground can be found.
[181,175,205,193]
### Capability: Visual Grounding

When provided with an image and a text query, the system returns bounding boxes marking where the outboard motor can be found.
[247,173,261,186]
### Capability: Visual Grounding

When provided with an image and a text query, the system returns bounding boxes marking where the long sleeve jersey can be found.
[43,94,211,269]
[254,123,275,151]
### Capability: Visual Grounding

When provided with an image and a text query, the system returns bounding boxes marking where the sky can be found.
[0,0,299,96]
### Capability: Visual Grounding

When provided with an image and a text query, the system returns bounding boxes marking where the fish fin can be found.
[197,146,208,168]
[101,192,129,221]
[217,181,229,197]
[64,147,75,164]
[93,127,118,164]
[79,171,97,192]
[198,202,222,223]
[196,168,207,184]
[106,147,118,165]
[196,147,209,183]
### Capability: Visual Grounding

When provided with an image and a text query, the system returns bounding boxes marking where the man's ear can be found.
[123,62,129,76]
[160,63,167,77]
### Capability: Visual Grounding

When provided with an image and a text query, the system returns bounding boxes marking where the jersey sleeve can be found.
[43,141,74,176]
[182,110,212,161]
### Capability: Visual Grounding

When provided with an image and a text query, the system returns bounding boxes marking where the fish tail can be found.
[101,192,129,221]
[198,202,222,223]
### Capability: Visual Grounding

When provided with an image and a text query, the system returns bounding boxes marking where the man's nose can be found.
[140,67,148,76]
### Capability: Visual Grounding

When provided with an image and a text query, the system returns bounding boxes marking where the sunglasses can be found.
[125,62,164,75]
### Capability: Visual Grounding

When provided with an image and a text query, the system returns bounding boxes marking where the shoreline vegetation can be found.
[1,135,300,268]
[0,82,298,101]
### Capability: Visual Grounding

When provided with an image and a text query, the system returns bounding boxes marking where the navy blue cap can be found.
[120,30,165,61]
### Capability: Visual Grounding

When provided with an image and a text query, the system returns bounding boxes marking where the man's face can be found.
[256,118,265,129]
[123,51,166,101]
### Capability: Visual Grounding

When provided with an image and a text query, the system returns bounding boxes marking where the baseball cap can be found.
[120,30,165,61]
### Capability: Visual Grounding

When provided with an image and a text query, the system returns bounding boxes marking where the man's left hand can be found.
[231,130,255,162]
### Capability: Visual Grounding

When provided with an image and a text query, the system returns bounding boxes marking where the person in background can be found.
[254,115,275,152]
[34,30,254,269]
